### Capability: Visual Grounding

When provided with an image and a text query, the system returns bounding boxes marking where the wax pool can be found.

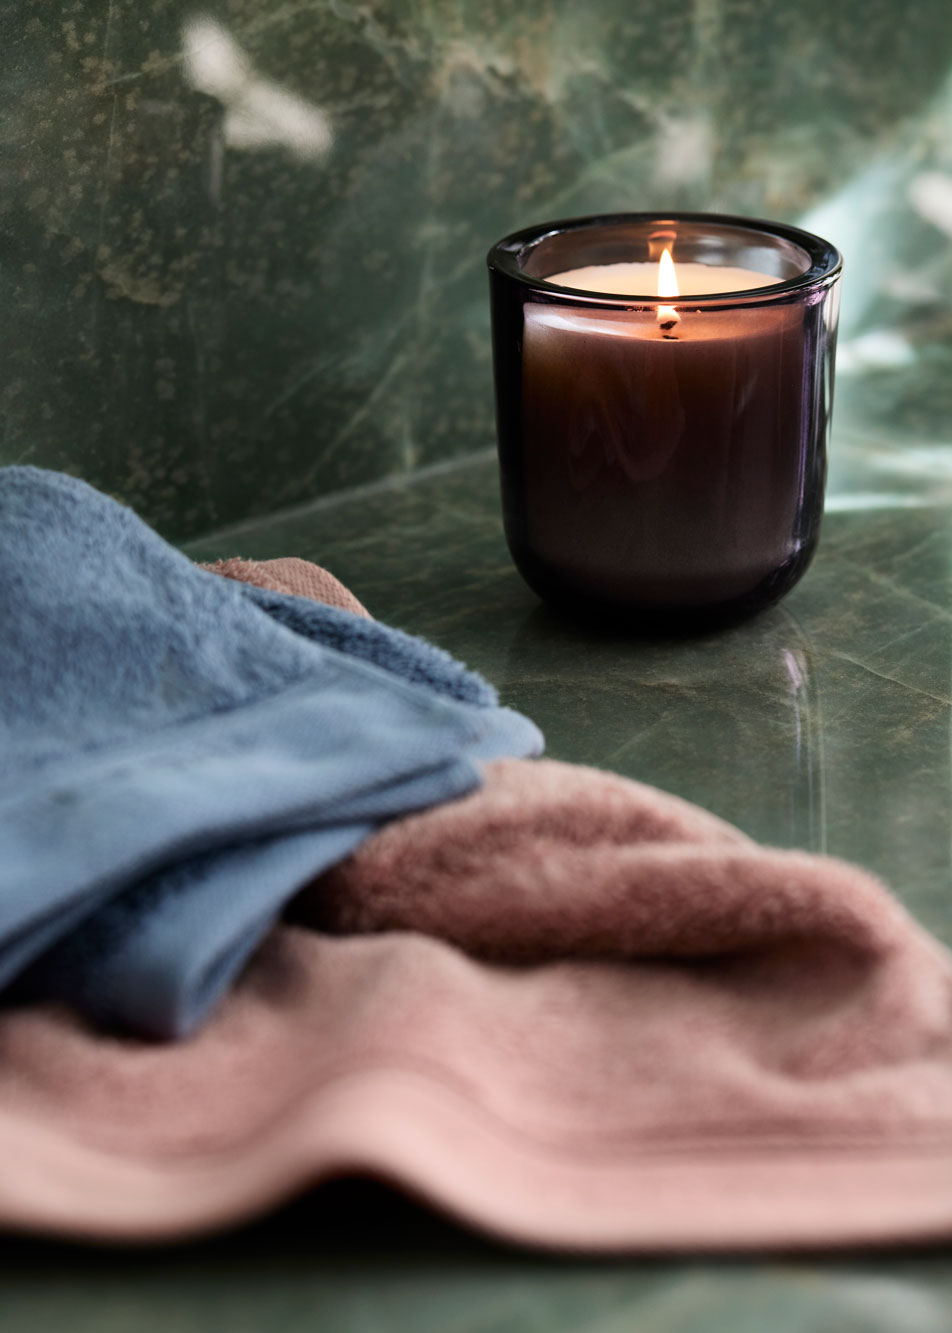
[509,261,821,613]
[546,261,781,296]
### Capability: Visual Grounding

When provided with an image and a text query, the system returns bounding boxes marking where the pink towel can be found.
[0,559,950,1250]
[200,555,371,618]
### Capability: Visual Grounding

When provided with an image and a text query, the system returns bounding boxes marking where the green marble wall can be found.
[3,0,952,538]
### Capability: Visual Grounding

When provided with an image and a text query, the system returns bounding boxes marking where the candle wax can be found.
[546,261,782,297]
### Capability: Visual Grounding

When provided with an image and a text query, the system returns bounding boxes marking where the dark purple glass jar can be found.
[487,213,843,627]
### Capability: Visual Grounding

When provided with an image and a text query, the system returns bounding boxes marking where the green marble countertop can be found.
[184,450,952,948]
[4,450,950,1331]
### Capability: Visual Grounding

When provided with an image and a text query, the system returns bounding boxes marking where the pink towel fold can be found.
[201,555,371,618]
[0,557,950,1251]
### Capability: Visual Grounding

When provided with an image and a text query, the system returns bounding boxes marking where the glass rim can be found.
[486,211,843,308]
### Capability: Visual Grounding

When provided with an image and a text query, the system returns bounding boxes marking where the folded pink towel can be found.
[0,559,949,1251]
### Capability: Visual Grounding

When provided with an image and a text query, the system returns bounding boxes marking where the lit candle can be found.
[487,214,843,625]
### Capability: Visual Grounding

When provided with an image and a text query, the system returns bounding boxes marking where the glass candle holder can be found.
[487,212,843,627]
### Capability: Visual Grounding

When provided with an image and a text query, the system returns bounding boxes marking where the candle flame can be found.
[657,247,679,299]
[656,246,680,327]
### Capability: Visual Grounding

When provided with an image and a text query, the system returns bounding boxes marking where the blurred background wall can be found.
[3,0,952,539]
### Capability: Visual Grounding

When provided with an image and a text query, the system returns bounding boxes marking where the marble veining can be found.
[183,452,952,949]
[3,0,952,536]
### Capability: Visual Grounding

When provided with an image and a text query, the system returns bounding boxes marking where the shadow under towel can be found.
[0,467,541,1039]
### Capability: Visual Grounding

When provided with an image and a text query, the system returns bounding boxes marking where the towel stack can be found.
[0,465,950,1254]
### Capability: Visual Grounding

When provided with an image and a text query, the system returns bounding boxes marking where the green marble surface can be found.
[4,0,952,537]
[10,448,949,1333]
[184,451,952,948]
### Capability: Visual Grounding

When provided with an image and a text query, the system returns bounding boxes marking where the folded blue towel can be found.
[0,467,543,1038]
[242,584,497,708]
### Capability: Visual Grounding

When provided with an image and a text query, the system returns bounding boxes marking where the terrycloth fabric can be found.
[0,467,541,1039]
[1,537,950,1251]
[202,556,371,618]
[0,763,950,1247]
[206,558,497,709]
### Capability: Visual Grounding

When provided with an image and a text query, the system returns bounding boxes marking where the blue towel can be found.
[242,584,497,708]
[0,467,543,1038]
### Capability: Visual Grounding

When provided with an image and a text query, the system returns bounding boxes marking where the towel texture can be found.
[205,555,497,708]
[0,467,541,1039]
[201,556,371,618]
[0,754,949,1250]
[1,533,949,1252]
